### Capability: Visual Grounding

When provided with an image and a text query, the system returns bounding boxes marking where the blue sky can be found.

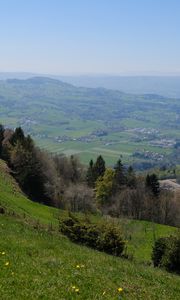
[0,0,180,75]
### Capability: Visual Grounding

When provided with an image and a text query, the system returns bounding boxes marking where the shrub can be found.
[97,223,125,256]
[59,215,125,257]
[162,236,180,273]
[152,237,169,267]
[152,235,180,274]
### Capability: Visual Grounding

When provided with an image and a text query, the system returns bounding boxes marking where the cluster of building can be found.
[133,150,164,161]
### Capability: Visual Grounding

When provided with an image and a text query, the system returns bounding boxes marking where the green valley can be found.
[0,77,179,167]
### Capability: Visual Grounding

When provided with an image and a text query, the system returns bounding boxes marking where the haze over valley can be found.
[0,75,179,168]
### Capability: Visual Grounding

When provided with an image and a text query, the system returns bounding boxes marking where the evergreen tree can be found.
[126,166,137,188]
[7,127,48,203]
[10,141,48,203]
[93,155,106,181]
[86,159,95,187]
[10,127,25,146]
[114,158,126,188]
[23,134,34,151]
[146,173,160,197]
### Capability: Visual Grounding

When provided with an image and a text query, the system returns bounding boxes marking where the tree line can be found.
[0,124,179,227]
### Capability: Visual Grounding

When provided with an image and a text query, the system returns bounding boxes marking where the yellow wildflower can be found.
[5,262,9,266]
[2,251,5,255]
[75,288,79,293]
[72,286,76,289]
[76,265,80,269]
[117,287,123,293]
[102,291,106,295]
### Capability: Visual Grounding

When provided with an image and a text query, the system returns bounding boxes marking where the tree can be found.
[95,168,115,208]
[86,159,95,187]
[63,183,95,212]
[145,173,160,223]
[8,128,51,204]
[23,134,34,151]
[126,166,137,188]
[10,142,48,202]
[93,155,106,181]
[69,155,82,183]
[114,159,126,188]
[10,127,25,146]
[146,173,160,197]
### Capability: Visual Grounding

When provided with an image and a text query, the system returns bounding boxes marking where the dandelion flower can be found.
[76,265,80,269]
[117,287,123,293]
[72,286,76,289]
[2,251,5,255]
[5,262,9,266]
[75,288,79,293]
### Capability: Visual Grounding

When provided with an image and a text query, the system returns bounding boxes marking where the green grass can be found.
[120,219,176,262]
[1,215,180,300]
[0,161,64,226]
[0,159,179,299]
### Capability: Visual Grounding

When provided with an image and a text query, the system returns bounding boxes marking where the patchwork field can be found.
[0,77,179,167]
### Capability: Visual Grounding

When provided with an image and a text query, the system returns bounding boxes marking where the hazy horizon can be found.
[1,71,180,77]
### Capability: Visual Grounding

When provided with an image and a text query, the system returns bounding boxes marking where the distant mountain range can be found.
[0,72,180,97]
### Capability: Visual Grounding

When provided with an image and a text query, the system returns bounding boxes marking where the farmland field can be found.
[0,77,179,167]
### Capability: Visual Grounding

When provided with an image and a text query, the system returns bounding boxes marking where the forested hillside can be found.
[0,124,179,227]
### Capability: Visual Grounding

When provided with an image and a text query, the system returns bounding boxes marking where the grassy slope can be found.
[0,160,180,299]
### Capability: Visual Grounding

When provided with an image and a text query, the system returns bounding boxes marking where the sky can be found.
[0,0,180,75]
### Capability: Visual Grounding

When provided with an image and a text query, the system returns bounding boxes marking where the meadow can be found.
[0,159,180,299]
